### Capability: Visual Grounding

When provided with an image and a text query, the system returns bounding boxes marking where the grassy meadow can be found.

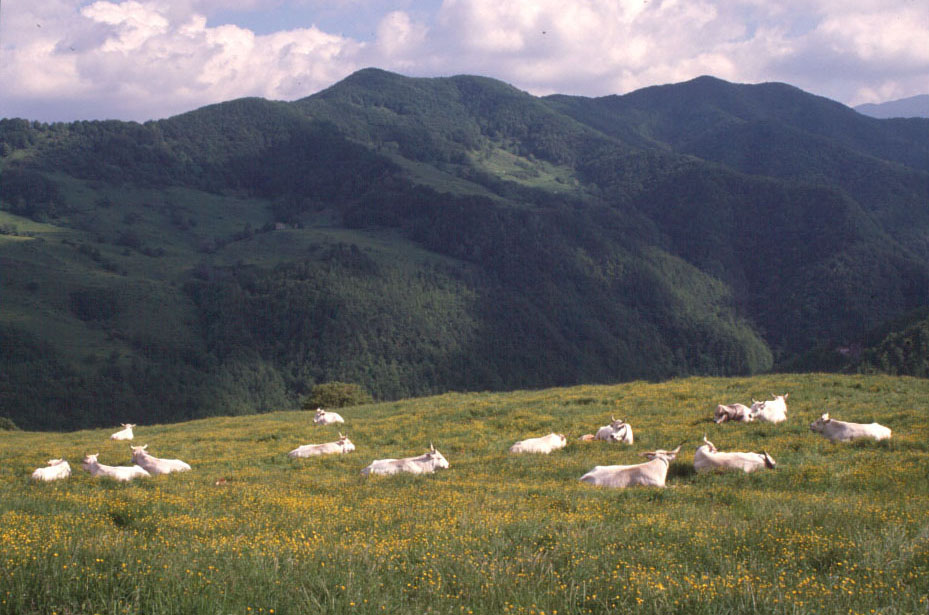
[1,373,927,615]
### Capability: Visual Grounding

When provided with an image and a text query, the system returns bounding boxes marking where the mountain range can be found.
[1,69,927,430]
[855,94,929,119]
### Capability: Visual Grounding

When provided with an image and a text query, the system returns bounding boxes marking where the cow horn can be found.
[611,415,616,422]
[339,432,344,439]
[430,443,435,452]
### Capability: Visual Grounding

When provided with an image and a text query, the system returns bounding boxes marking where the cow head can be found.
[604,423,626,442]
[640,445,681,462]
[427,444,450,470]
[82,453,99,467]
[122,423,136,429]
[47,458,64,466]
[130,445,149,459]
[337,433,355,453]
[700,435,717,453]
[809,413,831,433]
[761,451,776,469]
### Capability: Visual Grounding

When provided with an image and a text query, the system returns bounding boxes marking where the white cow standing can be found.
[809,414,891,442]
[714,403,754,424]
[595,417,634,444]
[130,445,192,475]
[361,444,449,476]
[314,408,345,426]
[579,446,681,488]
[110,423,136,440]
[288,433,356,458]
[31,458,71,482]
[82,453,150,482]
[693,436,776,473]
[509,432,567,454]
[750,394,789,423]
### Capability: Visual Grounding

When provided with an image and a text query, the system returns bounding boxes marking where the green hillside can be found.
[1,70,927,429]
[1,374,927,614]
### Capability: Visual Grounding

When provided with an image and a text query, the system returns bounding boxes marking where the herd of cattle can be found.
[28,396,893,487]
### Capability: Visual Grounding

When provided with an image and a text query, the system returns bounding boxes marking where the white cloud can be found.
[422,0,928,105]
[0,0,366,120]
[424,0,753,94]
[0,0,926,121]
[81,1,170,52]
[374,11,428,63]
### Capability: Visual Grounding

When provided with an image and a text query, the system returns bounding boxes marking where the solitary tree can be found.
[302,381,372,409]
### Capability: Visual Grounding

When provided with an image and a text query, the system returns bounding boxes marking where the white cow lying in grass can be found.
[288,433,356,458]
[130,445,192,475]
[110,423,136,440]
[31,458,71,482]
[693,436,776,473]
[579,446,681,488]
[749,394,788,423]
[714,403,754,424]
[595,417,634,443]
[509,432,567,454]
[809,413,891,442]
[361,444,449,476]
[82,454,150,482]
[314,408,345,426]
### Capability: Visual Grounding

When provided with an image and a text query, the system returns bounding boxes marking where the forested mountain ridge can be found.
[1,69,926,430]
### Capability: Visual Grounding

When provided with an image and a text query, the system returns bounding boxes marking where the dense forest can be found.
[1,69,927,429]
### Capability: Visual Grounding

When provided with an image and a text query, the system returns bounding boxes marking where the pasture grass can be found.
[1,374,927,614]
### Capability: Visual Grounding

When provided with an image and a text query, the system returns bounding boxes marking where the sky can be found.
[1,0,927,123]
